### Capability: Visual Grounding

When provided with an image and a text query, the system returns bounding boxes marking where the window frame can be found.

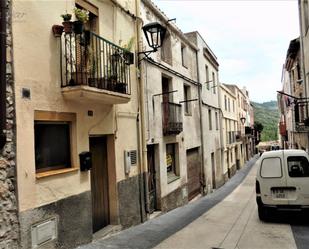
[34,111,77,177]
[260,157,283,179]
[166,143,180,183]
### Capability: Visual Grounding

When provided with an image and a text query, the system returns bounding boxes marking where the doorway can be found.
[147,144,158,213]
[89,136,110,233]
[187,148,201,200]
[211,152,216,189]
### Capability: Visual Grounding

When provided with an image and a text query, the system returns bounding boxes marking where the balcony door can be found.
[162,76,171,130]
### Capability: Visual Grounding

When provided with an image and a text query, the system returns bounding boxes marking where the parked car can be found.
[256,149,309,220]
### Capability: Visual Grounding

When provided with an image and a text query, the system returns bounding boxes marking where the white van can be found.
[256,149,309,220]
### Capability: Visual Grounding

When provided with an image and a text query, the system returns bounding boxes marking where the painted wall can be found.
[12,0,139,214]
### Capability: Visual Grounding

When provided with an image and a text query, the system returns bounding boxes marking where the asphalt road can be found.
[77,155,309,249]
[77,155,258,249]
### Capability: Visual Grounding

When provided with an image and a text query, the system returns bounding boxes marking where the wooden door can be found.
[147,145,157,213]
[187,148,201,200]
[90,136,109,233]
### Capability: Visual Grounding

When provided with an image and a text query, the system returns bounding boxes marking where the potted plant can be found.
[121,37,135,65]
[52,25,64,37]
[73,7,89,34]
[61,13,73,34]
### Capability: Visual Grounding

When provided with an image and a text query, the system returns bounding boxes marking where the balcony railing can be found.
[294,101,309,132]
[235,131,241,141]
[162,102,183,135]
[61,31,133,95]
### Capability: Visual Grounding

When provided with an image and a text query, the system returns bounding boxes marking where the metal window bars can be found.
[60,31,133,95]
[162,102,183,135]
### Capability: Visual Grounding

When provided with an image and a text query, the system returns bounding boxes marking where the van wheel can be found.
[258,206,268,221]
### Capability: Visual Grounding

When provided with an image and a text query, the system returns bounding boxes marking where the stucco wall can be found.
[12,0,139,214]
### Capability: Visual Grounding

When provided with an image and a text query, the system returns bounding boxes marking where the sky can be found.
[152,0,300,103]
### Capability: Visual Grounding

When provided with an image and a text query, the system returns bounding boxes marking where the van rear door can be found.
[285,152,309,206]
[259,153,288,205]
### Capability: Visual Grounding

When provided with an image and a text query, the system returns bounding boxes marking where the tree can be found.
[254,121,264,133]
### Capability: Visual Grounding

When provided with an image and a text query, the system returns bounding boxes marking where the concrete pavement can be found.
[77,155,259,249]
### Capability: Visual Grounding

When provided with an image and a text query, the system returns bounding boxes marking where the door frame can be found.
[89,134,119,232]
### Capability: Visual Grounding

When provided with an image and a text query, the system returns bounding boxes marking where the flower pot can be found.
[124,51,134,65]
[62,21,73,34]
[52,25,64,37]
[73,21,84,34]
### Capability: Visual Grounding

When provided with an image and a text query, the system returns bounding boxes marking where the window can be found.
[166,143,179,182]
[205,65,210,90]
[212,72,216,94]
[287,156,309,177]
[232,100,235,112]
[35,122,71,172]
[34,111,76,174]
[215,112,218,130]
[184,84,191,115]
[161,31,172,65]
[228,98,230,112]
[224,95,227,110]
[181,43,187,67]
[260,157,282,178]
[208,109,212,130]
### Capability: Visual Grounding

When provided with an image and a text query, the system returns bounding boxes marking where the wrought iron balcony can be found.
[162,102,183,135]
[294,101,309,132]
[60,31,133,104]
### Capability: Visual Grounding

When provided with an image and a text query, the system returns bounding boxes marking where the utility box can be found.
[124,150,131,174]
[79,151,92,171]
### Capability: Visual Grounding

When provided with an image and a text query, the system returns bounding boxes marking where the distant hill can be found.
[251,101,279,142]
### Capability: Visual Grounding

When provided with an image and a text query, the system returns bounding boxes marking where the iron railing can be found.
[61,31,133,95]
[162,102,183,135]
[294,101,309,132]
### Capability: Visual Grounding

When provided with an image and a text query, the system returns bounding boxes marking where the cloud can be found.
[152,0,299,102]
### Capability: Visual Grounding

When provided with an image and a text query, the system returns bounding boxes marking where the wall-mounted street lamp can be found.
[139,22,166,57]
[240,116,246,125]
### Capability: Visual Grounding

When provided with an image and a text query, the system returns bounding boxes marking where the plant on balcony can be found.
[52,25,64,37]
[121,37,135,65]
[61,13,73,34]
[73,7,89,34]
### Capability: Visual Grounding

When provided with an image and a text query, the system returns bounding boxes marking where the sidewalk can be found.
[77,155,259,249]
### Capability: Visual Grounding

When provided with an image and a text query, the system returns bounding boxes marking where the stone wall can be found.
[0,0,19,248]
[160,185,188,213]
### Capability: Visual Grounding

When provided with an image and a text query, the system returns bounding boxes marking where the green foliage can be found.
[254,121,264,133]
[252,101,279,142]
[61,13,72,21]
[74,7,89,23]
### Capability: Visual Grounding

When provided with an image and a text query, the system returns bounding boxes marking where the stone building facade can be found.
[0,0,19,248]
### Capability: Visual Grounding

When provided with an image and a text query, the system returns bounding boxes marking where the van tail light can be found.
[256,180,261,194]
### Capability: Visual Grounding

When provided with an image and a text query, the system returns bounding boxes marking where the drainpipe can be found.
[195,50,206,194]
[0,0,7,148]
[298,0,309,151]
[135,0,150,217]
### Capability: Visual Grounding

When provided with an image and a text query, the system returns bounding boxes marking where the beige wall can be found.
[13,0,139,211]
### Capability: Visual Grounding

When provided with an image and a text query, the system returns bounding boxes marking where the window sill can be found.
[36,167,79,179]
[167,174,180,184]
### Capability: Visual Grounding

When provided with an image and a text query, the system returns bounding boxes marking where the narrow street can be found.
[76,155,307,249]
